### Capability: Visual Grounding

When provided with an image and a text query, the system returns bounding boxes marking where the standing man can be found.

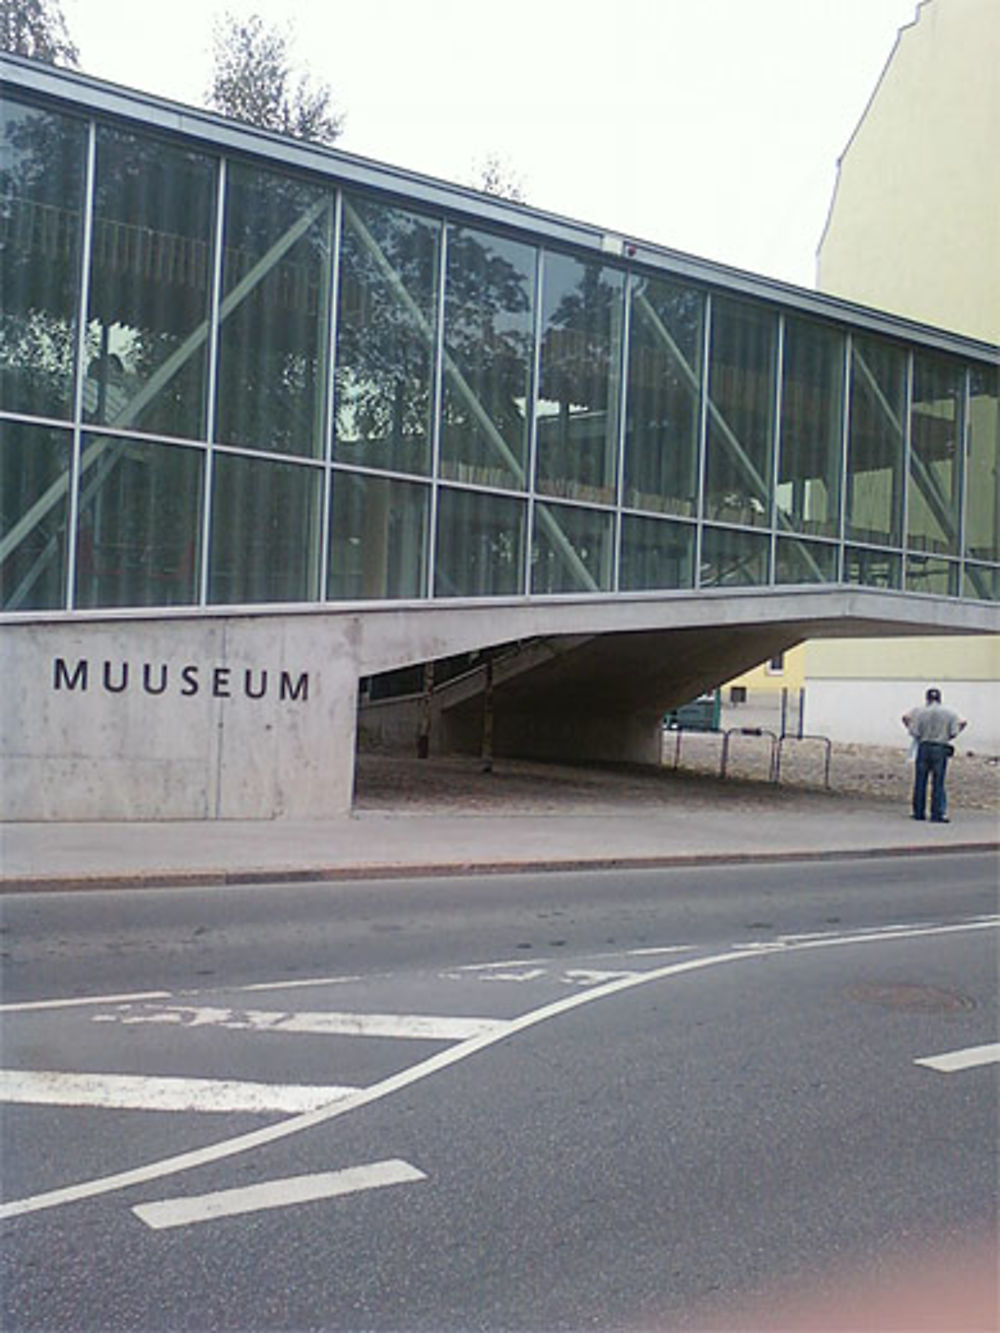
[902,687,967,823]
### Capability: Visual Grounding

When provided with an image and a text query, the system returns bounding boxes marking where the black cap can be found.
[926,687,942,703]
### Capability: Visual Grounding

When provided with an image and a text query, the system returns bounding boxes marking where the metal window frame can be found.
[6,56,992,360]
[2,57,997,623]
[65,120,97,611]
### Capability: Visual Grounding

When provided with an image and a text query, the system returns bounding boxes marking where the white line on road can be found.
[238,976,364,992]
[625,946,693,957]
[132,1159,426,1230]
[451,958,555,972]
[90,1004,511,1041]
[563,969,640,985]
[2,915,996,1223]
[0,1070,359,1115]
[914,1043,1000,1073]
[0,990,171,1014]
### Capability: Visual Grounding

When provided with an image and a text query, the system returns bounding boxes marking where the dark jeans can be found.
[912,741,950,820]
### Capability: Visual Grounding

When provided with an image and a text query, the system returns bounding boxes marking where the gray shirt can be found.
[905,702,964,744]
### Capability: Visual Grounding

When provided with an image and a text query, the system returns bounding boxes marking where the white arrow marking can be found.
[132,1158,426,1230]
[0,1070,359,1114]
[914,1043,1000,1073]
[91,1005,511,1042]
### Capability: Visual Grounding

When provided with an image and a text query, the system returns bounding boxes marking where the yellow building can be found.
[735,0,999,751]
[817,0,999,345]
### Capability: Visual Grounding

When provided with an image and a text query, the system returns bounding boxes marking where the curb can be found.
[2,841,996,894]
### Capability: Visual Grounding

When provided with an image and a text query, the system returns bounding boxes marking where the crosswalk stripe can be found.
[132,1159,427,1230]
[0,1070,358,1114]
[914,1042,1000,1073]
[92,1004,512,1041]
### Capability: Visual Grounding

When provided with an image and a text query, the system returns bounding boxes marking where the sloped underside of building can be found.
[355,588,996,767]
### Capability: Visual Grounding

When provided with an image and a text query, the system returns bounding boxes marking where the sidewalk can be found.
[2,756,997,892]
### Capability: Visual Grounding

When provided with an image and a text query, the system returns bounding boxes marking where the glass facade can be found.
[1,79,998,616]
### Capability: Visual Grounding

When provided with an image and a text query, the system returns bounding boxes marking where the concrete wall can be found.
[0,615,359,821]
[805,678,999,752]
[3,588,996,820]
[802,635,1000,749]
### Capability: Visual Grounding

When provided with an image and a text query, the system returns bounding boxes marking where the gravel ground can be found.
[355,739,1000,815]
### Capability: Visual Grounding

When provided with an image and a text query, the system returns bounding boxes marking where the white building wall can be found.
[805,678,999,752]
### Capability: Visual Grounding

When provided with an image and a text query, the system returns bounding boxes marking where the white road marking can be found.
[238,976,364,992]
[0,990,171,1014]
[2,915,996,1223]
[91,1005,511,1042]
[625,946,692,957]
[0,947,762,1221]
[737,919,1000,954]
[0,1070,358,1114]
[776,921,938,945]
[562,969,639,985]
[465,968,548,983]
[132,1159,426,1230]
[452,958,553,971]
[914,1043,1000,1073]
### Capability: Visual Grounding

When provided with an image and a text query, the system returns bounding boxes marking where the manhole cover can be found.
[845,982,976,1014]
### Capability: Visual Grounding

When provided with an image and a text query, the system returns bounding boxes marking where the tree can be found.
[0,0,78,65]
[473,152,525,204]
[207,12,343,146]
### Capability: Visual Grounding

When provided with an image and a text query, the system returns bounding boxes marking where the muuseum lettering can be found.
[53,658,309,702]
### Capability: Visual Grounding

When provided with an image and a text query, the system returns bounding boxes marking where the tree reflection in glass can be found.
[0,101,86,421]
[334,195,440,476]
[216,163,333,458]
[536,251,624,505]
[624,274,703,517]
[84,126,217,441]
[440,227,535,490]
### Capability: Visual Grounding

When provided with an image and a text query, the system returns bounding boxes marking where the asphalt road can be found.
[1,852,997,1331]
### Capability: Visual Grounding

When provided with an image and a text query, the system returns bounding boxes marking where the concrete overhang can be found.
[350,586,1000,677]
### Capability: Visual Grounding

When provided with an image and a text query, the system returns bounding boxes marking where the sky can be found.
[61,0,921,289]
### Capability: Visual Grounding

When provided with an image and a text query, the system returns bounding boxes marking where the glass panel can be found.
[704,296,776,527]
[962,563,998,601]
[619,514,695,591]
[907,351,963,555]
[216,163,333,457]
[623,275,703,517]
[965,364,998,562]
[777,317,844,537]
[1,99,86,420]
[844,544,901,589]
[775,536,838,585]
[845,334,905,545]
[536,251,623,504]
[905,554,958,597]
[440,227,535,489]
[0,420,70,610]
[700,525,770,587]
[334,194,440,476]
[328,471,429,600]
[531,502,613,594]
[75,435,202,608]
[208,453,321,604]
[434,487,526,597]
[85,126,216,441]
